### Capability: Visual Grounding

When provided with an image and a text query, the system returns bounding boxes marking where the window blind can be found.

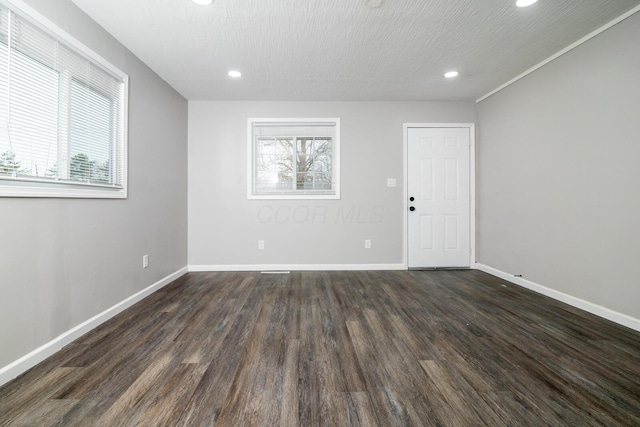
[0,2,127,193]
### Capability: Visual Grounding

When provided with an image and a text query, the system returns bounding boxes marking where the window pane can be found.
[314,172,332,190]
[312,155,330,172]
[69,80,113,183]
[296,172,313,190]
[255,137,294,192]
[296,137,332,190]
[296,138,313,175]
[314,138,332,157]
[1,45,58,179]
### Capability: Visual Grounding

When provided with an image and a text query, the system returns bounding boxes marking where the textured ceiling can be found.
[70,0,640,101]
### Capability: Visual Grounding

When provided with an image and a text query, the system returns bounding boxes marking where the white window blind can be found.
[0,1,128,198]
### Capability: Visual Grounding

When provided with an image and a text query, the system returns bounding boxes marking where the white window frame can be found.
[247,118,340,200]
[0,0,128,199]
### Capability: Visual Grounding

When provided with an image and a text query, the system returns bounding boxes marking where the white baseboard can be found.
[0,267,188,387]
[189,263,406,272]
[476,263,640,332]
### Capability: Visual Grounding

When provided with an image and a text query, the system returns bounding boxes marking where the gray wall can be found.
[189,101,475,267]
[477,12,640,319]
[0,0,188,368]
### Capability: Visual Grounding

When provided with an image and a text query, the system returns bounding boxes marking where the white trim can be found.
[119,76,130,199]
[248,194,340,200]
[476,5,640,103]
[1,0,128,79]
[0,267,188,387]
[477,263,640,333]
[402,123,477,269]
[247,117,341,200]
[189,264,405,272]
[0,183,127,198]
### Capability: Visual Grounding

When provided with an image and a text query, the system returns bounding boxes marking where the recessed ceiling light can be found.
[516,0,538,7]
[228,70,242,78]
[444,71,459,78]
[192,0,213,5]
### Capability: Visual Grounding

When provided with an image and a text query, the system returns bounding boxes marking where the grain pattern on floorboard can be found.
[1,270,640,426]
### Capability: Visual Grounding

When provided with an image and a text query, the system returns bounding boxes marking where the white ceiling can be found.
[70,0,640,101]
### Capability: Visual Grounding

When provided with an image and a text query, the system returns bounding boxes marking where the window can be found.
[248,118,340,199]
[0,1,128,198]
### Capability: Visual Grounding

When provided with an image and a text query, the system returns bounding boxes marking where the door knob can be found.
[409,206,415,211]
[409,196,415,201]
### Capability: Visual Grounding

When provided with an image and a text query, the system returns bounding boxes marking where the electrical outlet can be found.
[258,240,265,250]
[142,254,149,269]
[387,178,397,188]
[365,239,371,249]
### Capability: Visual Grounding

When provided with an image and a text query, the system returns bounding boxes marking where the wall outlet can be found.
[258,240,265,250]
[365,239,371,249]
[142,254,149,269]
[387,178,397,188]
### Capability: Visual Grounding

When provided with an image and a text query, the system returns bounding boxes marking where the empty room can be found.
[1,0,639,425]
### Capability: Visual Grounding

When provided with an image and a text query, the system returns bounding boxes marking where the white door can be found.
[407,127,470,268]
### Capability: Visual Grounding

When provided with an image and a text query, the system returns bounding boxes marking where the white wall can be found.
[477,12,640,320]
[189,101,475,268]
[0,0,188,370]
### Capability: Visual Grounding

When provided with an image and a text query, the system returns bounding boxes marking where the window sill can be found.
[0,180,127,199]
[248,193,340,200]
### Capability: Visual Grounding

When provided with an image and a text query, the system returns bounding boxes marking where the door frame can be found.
[403,123,476,269]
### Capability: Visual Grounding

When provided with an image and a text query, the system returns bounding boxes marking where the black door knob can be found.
[409,197,415,201]
[409,206,415,211]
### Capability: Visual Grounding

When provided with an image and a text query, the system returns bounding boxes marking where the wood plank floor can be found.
[1,270,640,426]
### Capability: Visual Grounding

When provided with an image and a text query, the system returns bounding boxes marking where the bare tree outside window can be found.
[296,137,332,190]
[249,118,340,199]
[256,136,332,193]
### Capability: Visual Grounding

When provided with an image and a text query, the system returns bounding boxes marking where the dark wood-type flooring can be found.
[1,270,640,426]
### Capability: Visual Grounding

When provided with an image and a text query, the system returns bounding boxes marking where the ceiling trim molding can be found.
[476,4,640,104]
